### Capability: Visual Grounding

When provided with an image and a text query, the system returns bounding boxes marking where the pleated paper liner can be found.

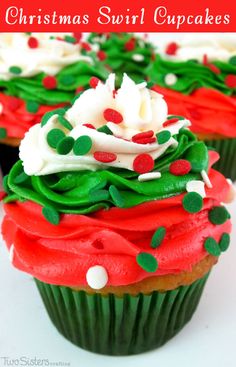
[204,138,236,181]
[0,143,19,175]
[35,273,209,355]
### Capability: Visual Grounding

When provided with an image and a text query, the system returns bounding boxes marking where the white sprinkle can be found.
[186,180,206,198]
[86,265,108,290]
[0,103,3,114]
[138,172,161,182]
[226,178,233,185]
[201,170,213,188]
[132,54,145,62]
[9,245,14,263]
[165,73,178,86]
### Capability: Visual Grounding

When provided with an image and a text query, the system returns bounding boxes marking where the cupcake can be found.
[1,74,232,355]
[88,32,155,85]
[146,35,236,180]
[0,32,108,175]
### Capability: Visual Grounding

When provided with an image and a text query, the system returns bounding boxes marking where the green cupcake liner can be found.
[35,273,209,355]
[204,138,236,181]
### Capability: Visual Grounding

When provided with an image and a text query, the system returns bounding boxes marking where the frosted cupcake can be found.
[0,32,108,174]
[1,74,232,355]
[147,35,236,180]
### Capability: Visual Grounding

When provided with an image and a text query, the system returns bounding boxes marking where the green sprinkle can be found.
[204,237,221,257]
[156,130,171,144]
[42,207,60,225]
[0,127,7,139]
[208,206,229,225]
[182,192,203,213]
[109,185,125,208]
[26,100,39,113]
[97,125,113,135]
[89,189,110,203]
[47,129,66,149]
[219,233,230,252]
[9,66,22,75]
[64,35,77,44]
[229,56,236,66]
[41,108,65,127]
[13,171,29,184]
[58,115,73,131]
[59,74,76,86]
[56,137,74,155]
[136,253,158,273]
[167,115,185,120]
[73,135,92,155]
[151,226,166,248]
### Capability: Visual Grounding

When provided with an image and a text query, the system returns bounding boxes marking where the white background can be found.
[0,33,236,367]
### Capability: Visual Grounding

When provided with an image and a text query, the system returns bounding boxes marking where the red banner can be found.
[0,0,235,32]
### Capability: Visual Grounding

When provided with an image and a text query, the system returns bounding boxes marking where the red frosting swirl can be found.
[153,86,236,138]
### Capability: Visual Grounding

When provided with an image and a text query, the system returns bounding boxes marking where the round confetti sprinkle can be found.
[109,185,125,208]
[133,154,154,174]
[132,130,154,142]
[89,77,100,88]
[124,39,136,51]
[73,135,92,155]
[94,151,117,163]
[86,265,108,289]
[132,54,145,62]
[81,42,92,51]
[103,108,123,124]
[97,50,107,61]
[97,125,113,135]
[208,206,229,225]
[165,73,177,86]
[163,118,179,127]
[134,137,156,144]
[156,130,171,145]
[27,36,39,48]
[169,159,192,176]
[59,74,76,86]
[165,42,178,55]
[136,253,158,273]
[229,56,236,66]
[42,75,57,90]
[151,227,166,249]
[204,237,221,257]
[42,206,60,225]
[56,136,74,155]
[41,108,65,127]
[225,74,236,88]
[64,35,76,43]
[182,192,203,213]
[26,100,39,113]
[0,127,7,139]
[73,32,82,43]
[219,233,230,252]
[9,66,22,75]
[58,115,73,131]
[47,129,65,149]
[89,189,110,203]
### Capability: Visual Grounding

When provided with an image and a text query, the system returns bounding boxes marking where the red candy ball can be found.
[124,39,136,51]
[42,76,57,90]
[225,75,236,88]
[97,50,107,61]
[169,159,191,176]
[28,36,39,49]
[89,77,100,88]
[133,154,154,174]
[165,42,178,55]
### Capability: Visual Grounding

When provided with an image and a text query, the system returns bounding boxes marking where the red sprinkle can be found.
[103,108,123,124]
[42,76,57,90]
[7,96,21,111]
[134,137,156,145]
[97,50,107,61]
[81,42,92,51]
[83,123,96,129]
[225,74,236,88]
[208,63,221,75]
[133,154,154,174]
[165,42,178,55]
[27,36,39,49]
[163,118,179,127]
[73,32,82,43]
[94,151,117,163]
[169,159,191,176]
[112,89,118,98]
[203,54,208,66]
[89,77,100,88]
[132,130,154,142]
[124,39,136,51]
[75,86,84,94]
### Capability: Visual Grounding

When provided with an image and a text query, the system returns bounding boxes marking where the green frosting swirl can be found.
[3,129,209,215]
[146,54,236,96]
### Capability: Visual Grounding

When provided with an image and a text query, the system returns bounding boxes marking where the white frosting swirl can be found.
[20,74,190,176]
[0,33,93,81]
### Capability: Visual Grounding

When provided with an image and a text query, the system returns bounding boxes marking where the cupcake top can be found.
[2,74,232,289]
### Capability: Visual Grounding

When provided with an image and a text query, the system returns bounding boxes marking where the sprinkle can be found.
[76,86,84,94]
[81,42,92,51]
[225,74,236,88]
[94,151,117,163]
[156,130,171,145]
[86,265,108,289]
[132,130,154,142]
[134,137,156,144]
[9,66,22,75]
[64,35,76,44]
[47,129,65,149]
[133,154,154,174]
[204,237,221,257]
[182,192,203,213]
[9,245,14,263]
[83,123,95,129]
[201,170,213,188]
[89,189,110,203]
[73,32,82,43]
[97,125,113,135]
[132,54,145,62]
[203,54,208,66]
[167,115,185,121]
[165,42,178,55]
[124,39,136,51]
[89,76,101,88]
[0,127,7,139]
[109,185,125,208]
[186,180,206,198]
[41,108,65,127]
[97,50,107,61]
[138,172,161,182]
[58,115,73,131]
[7,96,21,111]
[208,63,221,75]
[26,100,39,113]
[151,227,166,249]
[59,74,76,86]
[219,233,230,252]
[27,36,39,48]
[56,136,74,155]
[13,171,29,184]
[103,108,123,124]
[208,206,229,225]
[170,159,191,176]
[136,253,158,273]
[165,73,177,86]
[229,56,236,66]
[42,206,60,225]
[42,75,57,90]
[73,135,92,155]
[163,118,179,127]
